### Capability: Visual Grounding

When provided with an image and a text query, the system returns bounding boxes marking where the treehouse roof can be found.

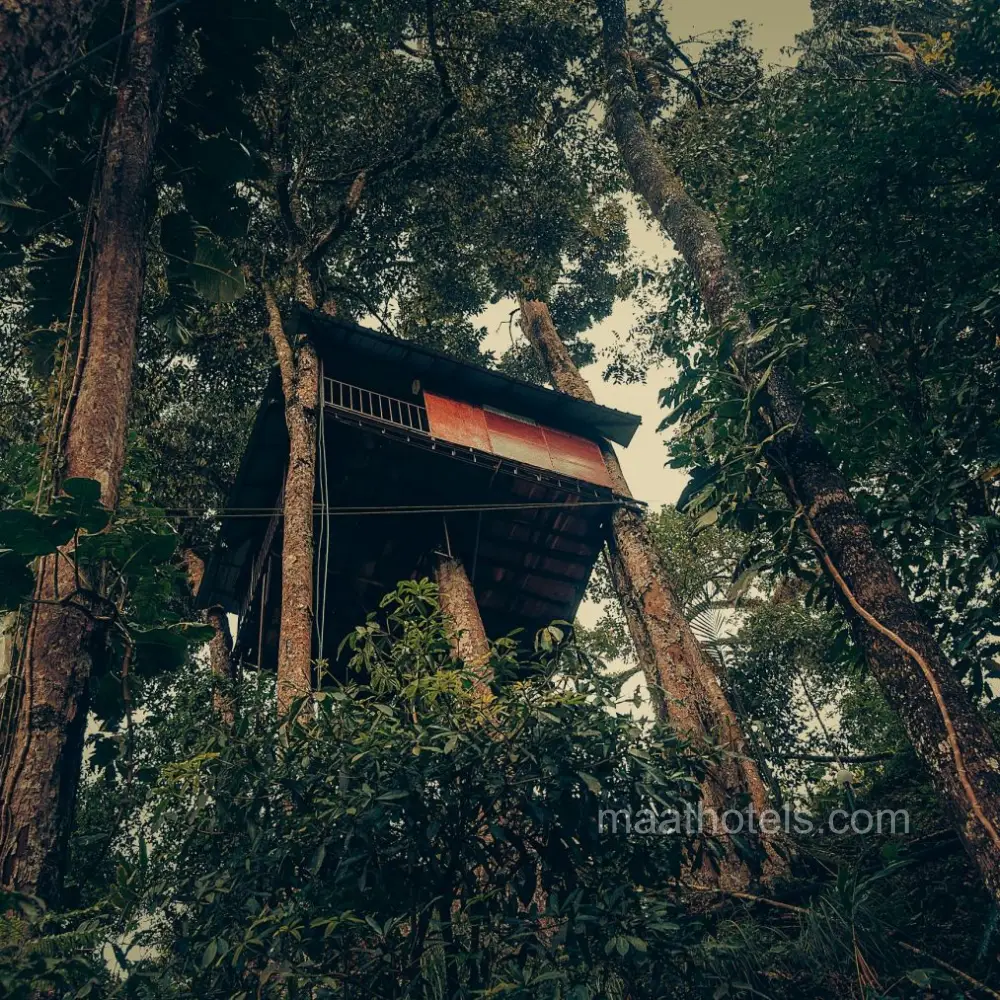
[292,309,641,448]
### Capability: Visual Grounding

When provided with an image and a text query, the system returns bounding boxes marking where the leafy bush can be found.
[101,582,713,998]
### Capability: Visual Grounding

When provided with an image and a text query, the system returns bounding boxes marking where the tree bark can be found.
[183,549,237,723]
[0,566,99,899]
[598,0,1000,904]
[518,297,777,884]
[64,0,167,507]
[435,552,492,689]
[264,286,318,718]
[0,0,167,900]
[205,605,236,724]
[0,0,110,157]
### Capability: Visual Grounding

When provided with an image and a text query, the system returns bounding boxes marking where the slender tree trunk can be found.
[205,605,236,724]
[0,0,110,157]
[264,286,318,718]
[435,552,491,686]
[0,0,167,900]
[518,298,777,884]
[183,550,236,723]
[599,0,1000,904]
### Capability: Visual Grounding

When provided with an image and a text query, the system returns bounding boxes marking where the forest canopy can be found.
[0,0,998,997]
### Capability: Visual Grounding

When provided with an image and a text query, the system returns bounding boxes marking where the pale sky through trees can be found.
[479,0,814,514]
[478,0,813,641]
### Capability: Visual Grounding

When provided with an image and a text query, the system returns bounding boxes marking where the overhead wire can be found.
[157,497,640,519]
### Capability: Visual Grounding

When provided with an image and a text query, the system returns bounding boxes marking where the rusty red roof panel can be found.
[542,426,613,489]
[483,408,553,470]
[424,392,492,451]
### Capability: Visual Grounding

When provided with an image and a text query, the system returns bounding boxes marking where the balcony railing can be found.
[324,377,430,434]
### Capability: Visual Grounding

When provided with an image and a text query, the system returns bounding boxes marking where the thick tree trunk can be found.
[0,564,98,898]
[435,552,491,687]
[599,0,1000,904]
[0,0,110,156]
[0,1,167,900]
[264,288,318,718]
[64,0,166,506]
[518,298,776,883]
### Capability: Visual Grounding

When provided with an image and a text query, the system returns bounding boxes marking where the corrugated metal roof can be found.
[291,308,641,448]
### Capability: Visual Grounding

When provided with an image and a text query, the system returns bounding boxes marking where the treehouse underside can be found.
[198,313,642,676]
[212,405,622,675]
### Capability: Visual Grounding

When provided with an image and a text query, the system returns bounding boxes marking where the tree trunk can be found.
[518,297,777,884]
[0,566,99,899]
[598,0,1000,904]
[183,550,236,723]
[0,0,110,157]
[64,0,167,507]
[435,552,491,687]
[264,287,318,718]
[205,605,236,724]
[0,0,167,900]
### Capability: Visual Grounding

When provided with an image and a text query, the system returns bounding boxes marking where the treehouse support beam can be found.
[435,549,491,686]
[264,289,319,720]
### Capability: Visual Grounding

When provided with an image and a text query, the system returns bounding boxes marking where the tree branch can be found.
[262,283,297,406]
[425,0,454,101]
[304,96,459,268]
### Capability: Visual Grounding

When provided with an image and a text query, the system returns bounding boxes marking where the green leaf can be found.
[133,622,216,673]
[752,361,775,398]
[695,508,720,531]
[309,842,326,875]
[0,508,65,556]
[201,938,218,968]
[50,481,111,534]
[577,771,602,796]
[62,477,102,504]
[0,550,34,608]
[189,234,246,303]
[743,319,778,346]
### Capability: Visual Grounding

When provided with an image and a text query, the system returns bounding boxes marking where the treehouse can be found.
[197,309,641,674]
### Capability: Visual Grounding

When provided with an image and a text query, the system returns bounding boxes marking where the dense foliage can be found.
[1,0,1000,996]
